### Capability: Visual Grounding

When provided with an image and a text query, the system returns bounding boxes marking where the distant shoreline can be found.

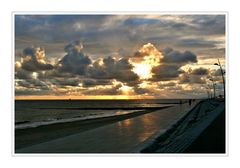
[15,98,202,101]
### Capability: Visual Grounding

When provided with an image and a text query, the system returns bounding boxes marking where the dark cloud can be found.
[191,67,209,75]
[52,78,80,86]
[15,69,33,79]
[15,15,111,43]
[151,64,185,81]
[58,40,92,75]
[87,56,139,85]
[82,79,111,87]
[16,79,50,90]
[149,47,198,81]
[190,15,225,35]
[133,87,150,95]
[14,14,225,98]
[179,70,207,84]
[15,15,225,59]
[15,80,31,88]
[20,47,54,71]
[161,47,197,64]
[123,18,163,26]
[171,23,189,29]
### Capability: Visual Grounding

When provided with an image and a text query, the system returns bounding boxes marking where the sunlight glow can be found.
[132,63,152,79]
[119,85,134,95]
[32,72,38,79]
[15,95,155,100]
[132,43,163,80]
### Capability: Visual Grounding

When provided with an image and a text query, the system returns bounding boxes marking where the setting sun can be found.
[119,85,134,95]
[132,63,152,79]
[131,43,162,80]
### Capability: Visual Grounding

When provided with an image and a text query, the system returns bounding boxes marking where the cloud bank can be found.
[14,14,225,98]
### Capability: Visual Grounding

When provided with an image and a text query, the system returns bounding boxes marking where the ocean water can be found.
[15,99,188,129]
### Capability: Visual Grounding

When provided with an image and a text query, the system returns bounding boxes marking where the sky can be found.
[14,14,226,99]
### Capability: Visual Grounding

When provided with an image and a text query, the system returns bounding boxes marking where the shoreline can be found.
[15,106,171,150]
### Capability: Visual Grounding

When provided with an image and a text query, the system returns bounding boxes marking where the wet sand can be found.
[15,106,170,150]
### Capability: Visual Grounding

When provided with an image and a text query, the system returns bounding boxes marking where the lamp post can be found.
[207,91,210,99]
[214,59,225,98]
[209,78,216,98]
[206,84,213,99]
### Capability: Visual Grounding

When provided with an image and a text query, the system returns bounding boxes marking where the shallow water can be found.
[16,101,199,153]
[15,99,190,129]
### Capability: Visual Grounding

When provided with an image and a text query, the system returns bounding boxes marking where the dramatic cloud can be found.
[149,47,198,81]
[151,64,185,81]
[52,78,80,87]
[57,40,92,75]
[15,15,225,59]
[15,69,33,79]
[191,67,209,75]
[14,15,225,98]
[131,43,163,80]
[15,78,50,90]
[14,41,210,97]
[88,56,139,85]
[178,67,210,84]
[18,47,54,72]
[82,79,112,87]
[133,43,163,60]
[161,47,197,64]
[190,15,225,35]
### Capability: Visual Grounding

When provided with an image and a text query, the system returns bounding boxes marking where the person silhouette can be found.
[189,99,192,106]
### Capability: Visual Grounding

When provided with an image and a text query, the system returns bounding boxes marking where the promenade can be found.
[141,99,225,153]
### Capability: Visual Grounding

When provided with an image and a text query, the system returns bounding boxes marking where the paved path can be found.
[16,101,198,153]
[155,101,224,153]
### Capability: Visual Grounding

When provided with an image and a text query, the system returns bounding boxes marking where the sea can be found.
[15,99,189,130]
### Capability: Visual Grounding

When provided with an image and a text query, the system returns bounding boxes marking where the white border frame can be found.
[12,11,229,157]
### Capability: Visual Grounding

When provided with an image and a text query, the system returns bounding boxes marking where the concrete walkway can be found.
[142,100,225,153]
[16,101,198,153]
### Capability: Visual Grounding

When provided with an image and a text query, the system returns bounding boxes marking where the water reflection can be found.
[116,118,134,137]
[114,102,199,150]
[117,118,132,127]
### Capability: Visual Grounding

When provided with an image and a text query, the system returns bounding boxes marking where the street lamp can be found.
[209,78,216,98]
[206,84,213,99]
[214,59,225,99]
